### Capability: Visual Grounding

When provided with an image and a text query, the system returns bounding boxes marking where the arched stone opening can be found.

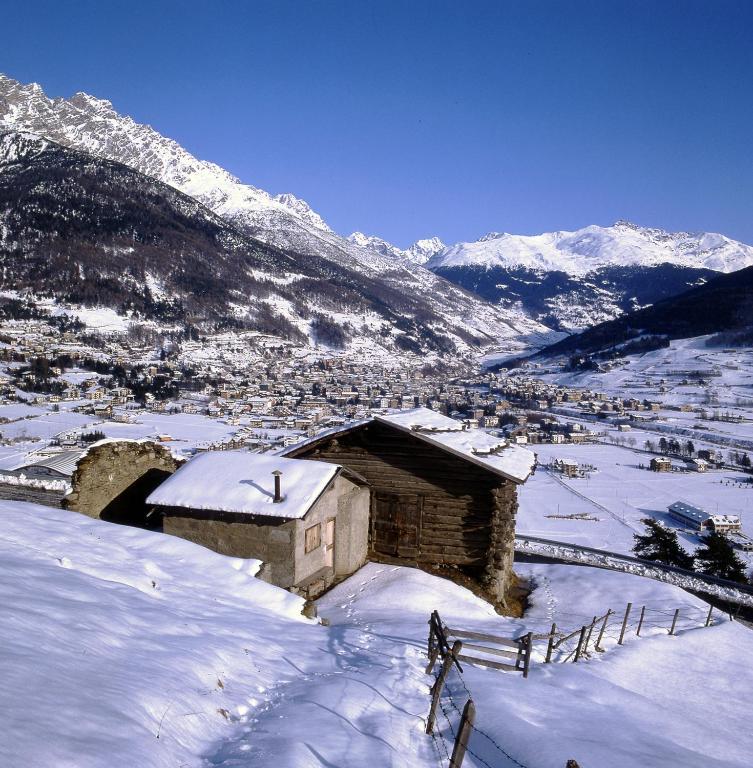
[64,440,182,529]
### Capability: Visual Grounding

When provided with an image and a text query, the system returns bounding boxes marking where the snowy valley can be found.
[1,68,753,768]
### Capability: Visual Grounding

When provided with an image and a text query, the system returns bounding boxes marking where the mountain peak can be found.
[403,236,446,265]
[0,73,332,236]
[347,232,445,264]
[67,91,117,115]
[428,222,753,276]
[476,232,507,242]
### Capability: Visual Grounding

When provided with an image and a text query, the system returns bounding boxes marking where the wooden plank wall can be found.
[289,422,518,598]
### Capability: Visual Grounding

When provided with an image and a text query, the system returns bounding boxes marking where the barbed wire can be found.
[436,658,531,768]
[441,682,530,768]
[427,600,718,765]
[430,720,452,767]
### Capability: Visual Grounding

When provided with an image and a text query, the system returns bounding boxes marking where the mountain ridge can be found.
[524,264,753,361]
[0,129,554,359]
[427,221,753,275]
[0,75,555,360]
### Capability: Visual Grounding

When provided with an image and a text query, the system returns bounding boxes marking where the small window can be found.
[305,523,321,553]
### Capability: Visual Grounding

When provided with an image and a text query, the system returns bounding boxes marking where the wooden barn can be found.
[284,408,536,605]
[146,451,370,598]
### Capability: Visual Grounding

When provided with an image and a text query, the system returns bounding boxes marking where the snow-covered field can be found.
[0,402,245,459]
[540,336,753,410]
[519,442,753,561]
[2,501,752,767]
[513,335,753,571]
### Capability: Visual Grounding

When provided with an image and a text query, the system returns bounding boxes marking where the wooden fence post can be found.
[618,602,632,645]
[636,606,646,637]
[522,632,533,678]
[583,616,597,652]
[669,608,680,636]
[426,618,440,674]
[449,698,476,768]
[705,605,713,627]
[426,640,462,734]
[595,609,612,652]
[545,623,557,663]
[573,625,587,662]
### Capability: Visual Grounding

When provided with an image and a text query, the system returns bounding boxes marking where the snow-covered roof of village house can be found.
[10,449,87,477]
[146,451,340,519]
[708,514,741,525]
[375,408,536,484]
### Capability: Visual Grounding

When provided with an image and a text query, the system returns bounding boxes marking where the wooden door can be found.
[372,493,422,559]
[373,493,398,556]
[395,496,421,558]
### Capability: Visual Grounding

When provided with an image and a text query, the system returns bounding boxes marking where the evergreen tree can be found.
[695,532,749,583]
[633,519,694,569]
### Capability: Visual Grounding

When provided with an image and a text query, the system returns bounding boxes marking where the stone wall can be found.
[485,482,518,606]
[162,511,298,588]
[65,441,182,526]
[334,476,370,577]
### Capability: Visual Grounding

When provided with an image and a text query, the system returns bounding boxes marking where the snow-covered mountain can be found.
[347,232,445,264]
[429,221,753,275]
[426,222,753,331]
[0,77,331,236]
[0,75,556,360]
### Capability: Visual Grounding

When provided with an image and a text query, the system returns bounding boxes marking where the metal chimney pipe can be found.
[272,470,282,502]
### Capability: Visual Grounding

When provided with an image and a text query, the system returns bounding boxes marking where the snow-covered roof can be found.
[668,501,707,523]
[13,449,86,477]
[708,514,741,526]
[146,451,341,519]
[375,409,535,484]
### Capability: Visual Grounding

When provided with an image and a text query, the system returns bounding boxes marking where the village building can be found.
[667,500,742,534]
[0,448,86,507]
[284,408,535,606]
[553,457,580,478]
[146,452,369,598]
[650,457,673,472]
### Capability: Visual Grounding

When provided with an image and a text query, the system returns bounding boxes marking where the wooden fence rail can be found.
[427,610,533,678]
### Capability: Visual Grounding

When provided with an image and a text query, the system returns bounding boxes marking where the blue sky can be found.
[3,1,753,246]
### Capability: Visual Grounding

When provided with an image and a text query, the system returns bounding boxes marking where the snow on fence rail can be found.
[515,533,753,608]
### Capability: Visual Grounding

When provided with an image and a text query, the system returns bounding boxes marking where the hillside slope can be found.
[531,264,753,358]
[427,221,753,331]
[0,74,554,359]
[2,501,751,767]
[0,131,551,358]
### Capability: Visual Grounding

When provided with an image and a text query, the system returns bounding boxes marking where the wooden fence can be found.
[427,609,533,677]
[424,610,581,768]
[542,602,717,664]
